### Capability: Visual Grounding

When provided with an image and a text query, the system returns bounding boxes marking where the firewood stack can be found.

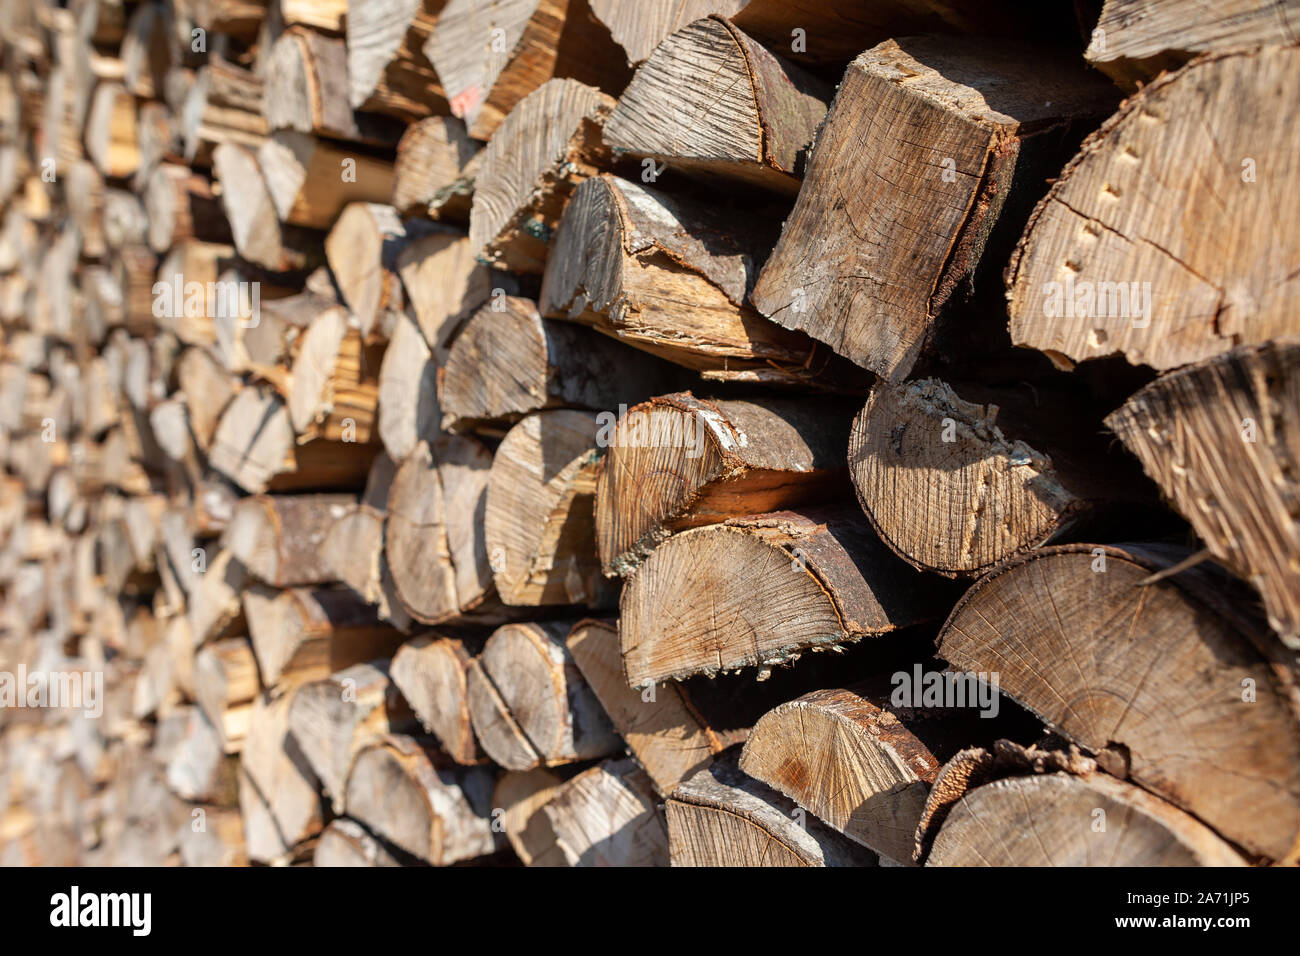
[1,0,1298,868]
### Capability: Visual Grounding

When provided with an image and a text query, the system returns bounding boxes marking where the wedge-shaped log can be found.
[540,756,668,866]
[240,690,325,853]
[394,231,494,353]
[183,60,267,165]
[1006,47,1300,372]
[391,116,482,221]
[376,310,440,463]
[468,79,613,272]
[222,493,353,587]
[668,750,878,867]
[752,37,1117,382]
[193,636,259,753]
[590,0,745,65]
[259,130,395,230]
[1106,341,1300,649]
[937,543,1300,861]
[343,734,500,865]
[212,143,319,273]
[389,635,485,764]
[485,411,614,607]
[596,392,851,575]
[541,174,830,385]
[605,16,828,193]
[492,768,568,866]
[287,305,384,443]
[928,772,1246,867]
[347,0,449,120]
[314,818,401,867]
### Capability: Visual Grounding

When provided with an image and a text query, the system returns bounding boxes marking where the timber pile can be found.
[0,0,1298,869]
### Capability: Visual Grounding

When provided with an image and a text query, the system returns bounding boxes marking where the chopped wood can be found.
[589,0,745,65]
[259,130,395,230]
[314,818,402,867]
[389,635,486,764]
[346,0,449,121]
[391,116,481,221]
[539,756,668,866]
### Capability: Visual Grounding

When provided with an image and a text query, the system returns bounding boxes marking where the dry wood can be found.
[589,0,744,65]
[424,0,631,141]
[492,767,567,865]
[343,733,499,865]
[393,231,495,353]
[937,543,1300,861]
[143,164,228,252]
[667,749,878,867]
[212,142,319,273]
[751,37,1117,382]
[1006,46,1300,373]
[182,60,267,165]
[465,620,618,770]
[259,130,395,230]
[223,493,352,587]
[120,2,171,99]
[193,636,260,753]
[239,689,325,852]
[468,78,613,273]
[542,174,839,384]
[605,16,828,193]
[620,508,934,685]
[389,635,485,764]
[376,310,440,462]
[85,81,138,178]
[347,0,449,121]
[927,772,1246,867]
[391,116,481,221]
[539,756,667,866]
[187,547,248,645]
[286,305,384,443]
[280,0,347,32]
[324,202,425,332]
[163,705,237,804]
[1085,0,1300,90]
[484,410,613,607]
[1106,341,1300,649]
[596,392,851,575]
[314,818,401,867]
[176,345,237,449]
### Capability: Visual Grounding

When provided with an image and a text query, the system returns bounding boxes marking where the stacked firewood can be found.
[1,0,1298,868]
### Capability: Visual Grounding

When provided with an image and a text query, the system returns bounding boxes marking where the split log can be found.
[596,392,852,575]
[240,273,336,367]
[346,0,449,121]
[391,116,481,221]
[1085,0,1300,90]
[163,705,237,804]
[620,508,935,685]
[389,635,485,764]
[155,240,239,347]
[927,772,1246,867]
[492,767,567,866]
[324,203,425,333]
[85,82,138,178]
[466,621,618,771]
[589,0,745,65]
[384,436,499,625]
[468,78,613,273]
[541,174,836,386]
[120,3,172,98]
[937,543,1300,861]
[848,378,1150,577]
[667,750,878,867]
[342,734,499,865]
[193,636,260,753]
[394,231,495,353]
[176,345,238,450]
[440,296,684,433]
[286,305,384,443]
[484,410,614,607]
[376,310,440,462]
[314,818,401,867]
[182,60,267,166]
[1106,341,1300,649]
[286,661,412,812]
[143,164,228,252]
[1005,46,1300,372]
[177,806,248,867]
[751,37,1117,383]
[244,587,403,688]
[539,756,668,866]
[239,689,325,852]
[223,493,353,587]
[604,16,828,193]
[212,142,319,273]
[280,0,348,32]
[259,130,395,230]
[423,0,631,140]
[263,28,403,145]
[187,547,247,645]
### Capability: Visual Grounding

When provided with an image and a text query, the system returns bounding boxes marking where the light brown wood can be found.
[182,60,267,166]
[347,0,449,121]
[193,636,260,754]
[314,818,401,867]
[223,490,352,586]
[539,756,668,866]
[492,767,567,866]
[391,116,481,221]
[212,142,319,273]
[393,231,494,353]
[589,0,745,65]
[389,635,485,764]
[259,130,395,230]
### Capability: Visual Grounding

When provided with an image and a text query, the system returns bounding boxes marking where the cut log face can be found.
[314,818,401,867]
[620,508,934,685]
[394,231,494,353]
[208,385,296,493]
[182,61,267,166]
[667,750,879,867]
[848,378,1129,577]
[325,203,419,331]
[389,635,485,764]
[595,392,851,576]
[468,79,613,273]
[589,0,745,65]
[493,767,567,866]
[287,305,384,442]
[85,82,139,179]
[384,436,496,624]
[465,621,619,770]
[243,586,403,688]
[391,116,482,220]
[240,690,325,850]
[221,493,353,587]
[540,174,831,385]
[937,543,1300,861]
[259,130,396,230]
[439,296,684,432]
[751,37,1117,382]
[346,0,448,120]
[484,410,613,607]
[927,772,1246,867]
[1085,0,1300,90]
[193,637,260,753]
[424,0,631,140]
[604,16,829,192]
[738,686,966,865]
[540,756,669,866]
[342,734,499,866]
[212,142,317,273]
[1006,47,1300,372]
[376,310,440,463]
[1106,341,1300,649]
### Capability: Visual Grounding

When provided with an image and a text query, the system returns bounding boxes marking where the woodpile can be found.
[1,0,1298,871]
